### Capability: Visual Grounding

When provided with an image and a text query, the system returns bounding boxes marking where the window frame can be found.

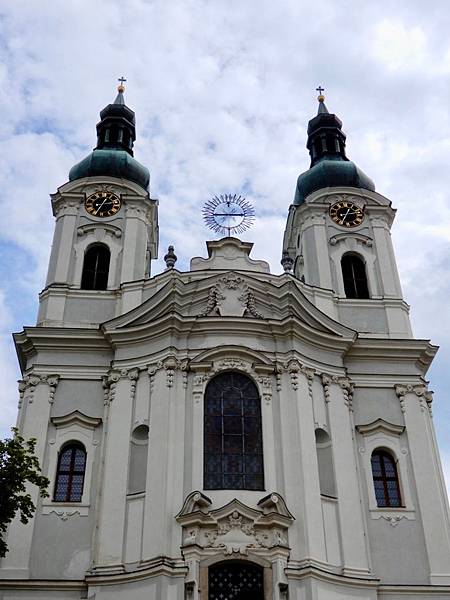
[203,371,265,491]
[356,419,415,522]
[53,442,87,503]
[371,449,402,508]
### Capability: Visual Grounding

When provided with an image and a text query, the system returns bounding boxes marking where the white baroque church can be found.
[1,85,450,600]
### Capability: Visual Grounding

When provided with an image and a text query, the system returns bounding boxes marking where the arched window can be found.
[315,428,336,497]
[204,372,264,491]
[371,449,402,507]
[81,244,110,290]
[341,253,369,299]
[54,442,86,502]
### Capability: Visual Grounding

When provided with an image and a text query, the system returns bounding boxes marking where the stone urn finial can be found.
[164,245,177,269]
[281,251,294,273]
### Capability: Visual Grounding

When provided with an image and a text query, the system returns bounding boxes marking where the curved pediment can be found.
[176,492,294,556]
[102,270,356,350]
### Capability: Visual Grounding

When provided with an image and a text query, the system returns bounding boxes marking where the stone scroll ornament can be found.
[201,275,263,318]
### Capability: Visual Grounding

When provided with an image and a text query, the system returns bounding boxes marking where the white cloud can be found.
[371,20,427,71]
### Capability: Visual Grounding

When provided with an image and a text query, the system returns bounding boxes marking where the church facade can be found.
[1,86,450,600]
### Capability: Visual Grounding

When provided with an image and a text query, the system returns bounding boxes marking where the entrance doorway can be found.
[208,561,264,600]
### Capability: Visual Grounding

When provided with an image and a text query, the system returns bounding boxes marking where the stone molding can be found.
[77,223,122,239]
[394,383,433,415]
[51,410,102,429]
[201,274,264,318]
[102,368,140,404]
[147,356,189,389]
[356,418,405,437]
[321,373,354,410]
[18,373,60,407]
[176,492,294,557]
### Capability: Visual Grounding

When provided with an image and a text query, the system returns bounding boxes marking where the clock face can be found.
[329,201,364,228]
[85,191,122,218]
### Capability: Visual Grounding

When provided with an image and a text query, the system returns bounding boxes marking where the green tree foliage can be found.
[0,428,49,557]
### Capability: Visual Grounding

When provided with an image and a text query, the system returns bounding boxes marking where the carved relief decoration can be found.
[18,374,60,407]
[201,275,264,318]
[146,356,190,389]
[177,492,294,557]
[395,384,433,415]
[321,373,354,410]
[102,367,139,404]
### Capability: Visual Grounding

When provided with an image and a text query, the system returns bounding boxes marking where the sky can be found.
[1,0,450,491]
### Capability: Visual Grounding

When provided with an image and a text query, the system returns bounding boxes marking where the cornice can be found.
[86,556,187,585]
[345,337,437,372]
[102,311,355,357]
[14,327,111,373]
[0,579,86,591]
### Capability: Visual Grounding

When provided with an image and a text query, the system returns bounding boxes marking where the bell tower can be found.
[38,82,158,327]
[282,91,411,338]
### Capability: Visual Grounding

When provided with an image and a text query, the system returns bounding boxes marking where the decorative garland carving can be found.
[146,357,190,389]
[285,360,300,390]
[258,376,273,405]
[177,493,294,557]
[338,377,354,411]
[275,364,283,392]
[102,368,139,404]
[321,373,353,409]
[18,374,60,407]
[200,275,264,318]
[394,384,433,415]
[381,514,406,527]
[217,358,247,371]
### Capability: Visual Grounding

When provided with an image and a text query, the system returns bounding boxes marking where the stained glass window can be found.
[204,372,264,490]
[54,443,86,502]
[209,561,264,600]
[341,253,369,299]
[371,449,402,507]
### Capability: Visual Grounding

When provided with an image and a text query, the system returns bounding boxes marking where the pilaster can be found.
[278,366,307,558]
[395,383,450,584]
[51,201,79,284]
[286,360,327,565]
[120,203,149,283]
[322,374,371,577]
[93,367,138,573]
[371,216,403,298]
[1,374,59,577]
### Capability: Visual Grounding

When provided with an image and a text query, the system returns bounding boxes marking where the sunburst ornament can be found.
[203,194,255,237]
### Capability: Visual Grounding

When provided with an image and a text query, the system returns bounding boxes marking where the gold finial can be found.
[316,85,325,102]
[117,76,126,93]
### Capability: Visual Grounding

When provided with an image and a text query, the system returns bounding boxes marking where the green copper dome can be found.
[293,95,375,205]
[69,85,150,190]
[294,156,375,205]
[69,148,150,189]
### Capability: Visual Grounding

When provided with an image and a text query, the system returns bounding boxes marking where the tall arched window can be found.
[204,372,264,490]
[54,442,86,502]
[371,449,402,507]
[81,244,110,290]
[341,253,369,299]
